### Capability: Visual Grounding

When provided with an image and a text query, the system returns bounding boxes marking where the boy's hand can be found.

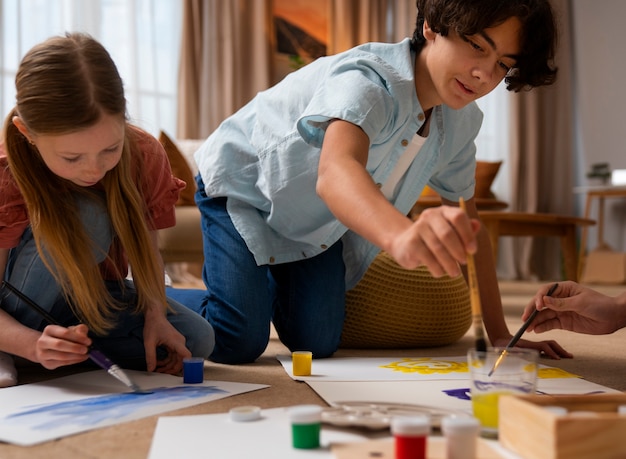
[390,205,481,278]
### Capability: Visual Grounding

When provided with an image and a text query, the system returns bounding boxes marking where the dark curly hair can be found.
[410,0,558,92]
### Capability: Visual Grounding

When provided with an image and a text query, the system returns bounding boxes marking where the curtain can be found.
[506,0,574,280]
[327,0,416,53]
[0,0,180,137]
[327,0,390,54]
[177,0,417,138]
[177,0,273,139]
[390,0,419,42]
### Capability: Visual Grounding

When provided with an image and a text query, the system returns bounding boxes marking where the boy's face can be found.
[419,16,521,110]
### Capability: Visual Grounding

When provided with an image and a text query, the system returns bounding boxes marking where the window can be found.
[0,0,181,136]
[475,83,511,204]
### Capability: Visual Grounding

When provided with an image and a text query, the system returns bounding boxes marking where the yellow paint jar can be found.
[292,351,312,376]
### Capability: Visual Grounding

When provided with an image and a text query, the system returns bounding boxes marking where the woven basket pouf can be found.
[340,251,472,349]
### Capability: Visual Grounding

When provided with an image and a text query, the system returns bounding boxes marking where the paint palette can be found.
[321,401,469,430]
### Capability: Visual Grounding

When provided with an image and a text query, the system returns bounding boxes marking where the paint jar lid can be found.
[543,406,568,416]
[229,405,261,422]
[568,411,600,417]
[290,405,323,424]
[292,350,313,356]
[391,415,430,436]
[441,416,480,435]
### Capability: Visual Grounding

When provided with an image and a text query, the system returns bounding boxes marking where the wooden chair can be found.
[478,211,596,281]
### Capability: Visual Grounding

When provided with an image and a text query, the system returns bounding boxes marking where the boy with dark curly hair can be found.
[171,0,571,363]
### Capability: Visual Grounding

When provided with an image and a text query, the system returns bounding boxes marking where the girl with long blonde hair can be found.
[0,32,214,386]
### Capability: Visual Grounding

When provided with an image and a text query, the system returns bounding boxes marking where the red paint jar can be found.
[391,415,430,459]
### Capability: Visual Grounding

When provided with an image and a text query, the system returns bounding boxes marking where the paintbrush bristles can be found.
[468,256,487,352]
[459,198,487,352]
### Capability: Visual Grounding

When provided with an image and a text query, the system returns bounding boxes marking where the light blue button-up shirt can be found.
[195,38,483,289]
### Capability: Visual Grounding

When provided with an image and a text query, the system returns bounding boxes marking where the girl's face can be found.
[417,16,522,110]
[25,114,125,187]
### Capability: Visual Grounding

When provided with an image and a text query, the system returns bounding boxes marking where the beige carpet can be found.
[2,280,624,458]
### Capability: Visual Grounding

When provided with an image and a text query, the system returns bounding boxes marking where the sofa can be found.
[157,132,205,276]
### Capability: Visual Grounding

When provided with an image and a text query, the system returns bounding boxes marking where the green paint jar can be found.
[290,405,322,449]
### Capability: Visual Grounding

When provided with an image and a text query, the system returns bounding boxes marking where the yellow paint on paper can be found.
[379,358,579,379]
[380,358,469,375]
[537,367,579,379]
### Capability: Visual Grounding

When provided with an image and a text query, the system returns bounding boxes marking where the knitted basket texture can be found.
[340,251,472,349]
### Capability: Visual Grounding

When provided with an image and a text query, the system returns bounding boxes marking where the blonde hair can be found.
[3,33,168,335]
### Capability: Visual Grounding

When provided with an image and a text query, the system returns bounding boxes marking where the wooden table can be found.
[574,185,626,279]
[409,197,508,220]
[478,211,596,282]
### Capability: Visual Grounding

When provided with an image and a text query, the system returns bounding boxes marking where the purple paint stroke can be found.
[442,388,471,400]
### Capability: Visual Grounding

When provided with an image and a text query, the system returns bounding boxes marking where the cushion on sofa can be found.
[159,130,197,206]
[420,160,503,199]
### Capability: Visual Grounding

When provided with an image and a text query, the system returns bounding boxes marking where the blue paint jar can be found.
[183,357,204,384]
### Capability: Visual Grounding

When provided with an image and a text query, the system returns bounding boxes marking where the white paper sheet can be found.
[307,377,620,416]
[0,370,268,446]
[148,407,370,459]
[276,354,619,420]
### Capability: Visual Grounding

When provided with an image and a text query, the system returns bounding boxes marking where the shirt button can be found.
[320,244,328,250]
[418,113,425,121]
[401,139,409,147]
[269,256,275,263]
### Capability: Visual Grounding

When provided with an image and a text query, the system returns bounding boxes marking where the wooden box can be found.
[499,393,626,459]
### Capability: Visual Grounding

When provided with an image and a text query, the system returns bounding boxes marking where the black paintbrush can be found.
[1,280,148,393]
[488,282,559,376]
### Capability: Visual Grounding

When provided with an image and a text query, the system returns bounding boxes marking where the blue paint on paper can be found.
[4,385,227,431]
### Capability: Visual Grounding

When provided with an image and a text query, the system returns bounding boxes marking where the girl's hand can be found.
[524,281,626,335]
[491,335,573,360]
[35,323,92,369]
[142,307,191,375]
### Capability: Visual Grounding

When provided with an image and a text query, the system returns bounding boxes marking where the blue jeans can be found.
[166,178,346,364]
[2,192,214,370]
